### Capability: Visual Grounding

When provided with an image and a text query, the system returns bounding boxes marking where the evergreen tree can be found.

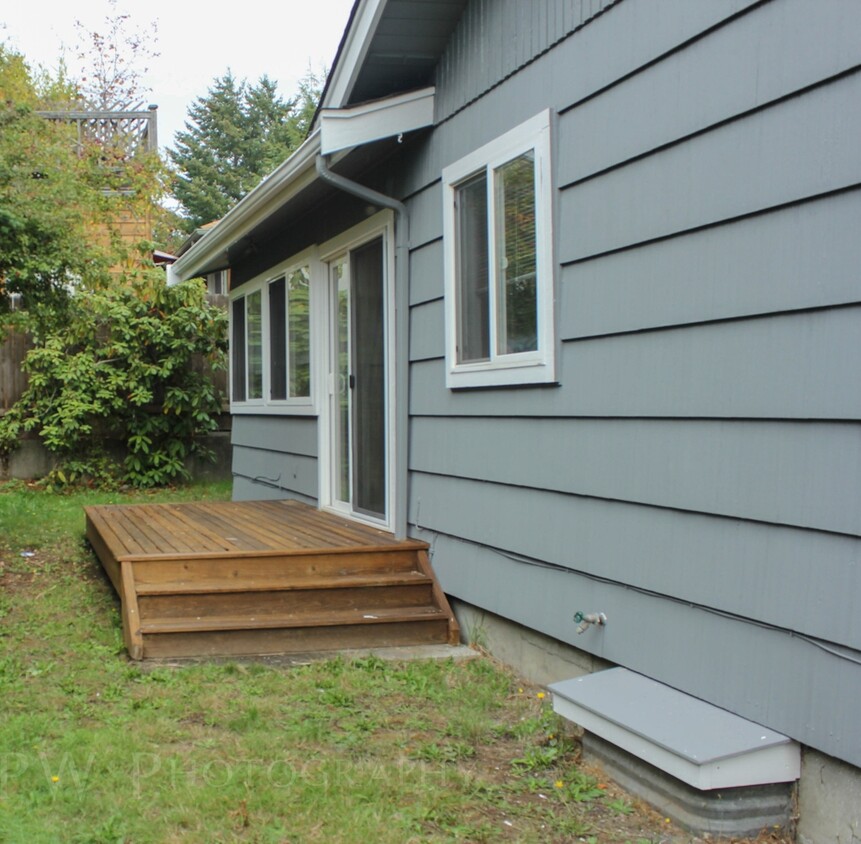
[169,69,324,231]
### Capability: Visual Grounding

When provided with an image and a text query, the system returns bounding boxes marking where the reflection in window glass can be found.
[231,298,246,402]
[288,267,311,398]
[455,171,490,363]
[334,262,350,504]
[495,151,537,354]
[269,278,287,400]
[246,290,263,399]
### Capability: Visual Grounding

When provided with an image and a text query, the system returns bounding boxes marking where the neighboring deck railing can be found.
[35,105,158,155]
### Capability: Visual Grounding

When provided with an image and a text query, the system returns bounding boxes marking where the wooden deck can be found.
[85,499,459,660]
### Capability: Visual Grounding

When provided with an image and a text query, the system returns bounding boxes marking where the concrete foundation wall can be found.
[0,432,233,484]
[0,438,55,481]
[451,599,611,686]
[797,750,861,844]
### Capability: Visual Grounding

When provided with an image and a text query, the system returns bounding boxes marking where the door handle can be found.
[349,374,356,390]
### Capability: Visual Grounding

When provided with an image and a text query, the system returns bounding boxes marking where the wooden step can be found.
[141,618,453,659]
[134,570,432,596]
[130,548,423,586]
[140,605,448,635]
[137,581,436,619]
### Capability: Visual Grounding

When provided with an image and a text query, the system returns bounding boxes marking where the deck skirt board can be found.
[85,499,460,659]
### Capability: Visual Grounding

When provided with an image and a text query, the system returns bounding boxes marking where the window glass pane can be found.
[288,266,311,398]
[350,238,386,518]
[246,290,263,399]
[455,172,490,363]
[231,298,246,402]
[334,261,350,504]
[495,150,537,354]
[269,278,287,400]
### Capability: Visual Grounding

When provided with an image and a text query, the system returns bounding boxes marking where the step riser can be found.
[142,619,452,659]
[138,584,436,619]
[132,549,422,585]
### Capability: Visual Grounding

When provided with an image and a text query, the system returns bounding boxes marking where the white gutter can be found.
[169,129,323,284]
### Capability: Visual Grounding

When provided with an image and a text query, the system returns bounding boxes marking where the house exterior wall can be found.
[399,0,861,769]
[231,415,319,502]
[225,0,861,772]
[228,188,374,503]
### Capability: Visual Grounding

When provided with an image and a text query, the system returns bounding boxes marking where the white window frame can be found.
[229,246,321,415]
[442,109,555,388]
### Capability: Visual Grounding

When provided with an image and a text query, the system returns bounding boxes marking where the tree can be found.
[0,41,225,489]
[0,45,113,329]
[0,42,170,333]
[74,0,159,111]
[169,68,324,230]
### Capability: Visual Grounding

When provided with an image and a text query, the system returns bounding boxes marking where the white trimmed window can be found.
[230,256,315,412]
[442,110,555,388]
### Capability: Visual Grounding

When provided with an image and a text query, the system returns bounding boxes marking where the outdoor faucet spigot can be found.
[573,611,607,634]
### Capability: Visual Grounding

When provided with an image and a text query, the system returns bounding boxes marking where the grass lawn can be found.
[0,481,790,843]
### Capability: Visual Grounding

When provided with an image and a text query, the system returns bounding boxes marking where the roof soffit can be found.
[319,0,468,115]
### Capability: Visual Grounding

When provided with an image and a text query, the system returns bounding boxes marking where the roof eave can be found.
[170,129,322,284]
[315,0,388,121]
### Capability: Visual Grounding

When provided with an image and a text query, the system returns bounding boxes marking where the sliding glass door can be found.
[330,236,387,520]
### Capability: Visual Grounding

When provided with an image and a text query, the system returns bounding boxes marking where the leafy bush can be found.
[0,275,227,487]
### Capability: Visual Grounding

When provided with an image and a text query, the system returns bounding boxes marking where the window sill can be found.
[230,402,317,416]
[445,357,556,389]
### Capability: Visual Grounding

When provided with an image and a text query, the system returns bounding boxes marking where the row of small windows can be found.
[231,267,311,404]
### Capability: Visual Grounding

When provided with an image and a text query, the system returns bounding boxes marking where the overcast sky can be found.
[1,0,355,152]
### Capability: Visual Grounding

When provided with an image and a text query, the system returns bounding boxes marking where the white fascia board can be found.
[319,0,388,114]
[170,129,323,283]
[320,87,435,155]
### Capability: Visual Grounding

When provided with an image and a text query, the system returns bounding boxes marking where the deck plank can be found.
[113,507,177,554]
[178,503,274,551]
[158,504,237,552]
[223,502,340,549]
[139,506,203,554]
[279,501,401,547]
[252,501,382,548]
[147,505,220,553]
[85,506,133,561]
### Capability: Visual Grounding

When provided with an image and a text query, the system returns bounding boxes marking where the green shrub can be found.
[0,274,227,487]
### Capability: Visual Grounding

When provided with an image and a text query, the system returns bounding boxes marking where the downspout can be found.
[315,154,410,540]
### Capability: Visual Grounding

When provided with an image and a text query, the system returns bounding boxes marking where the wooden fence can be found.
[0,329,32,415]
[1,293,229,415]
